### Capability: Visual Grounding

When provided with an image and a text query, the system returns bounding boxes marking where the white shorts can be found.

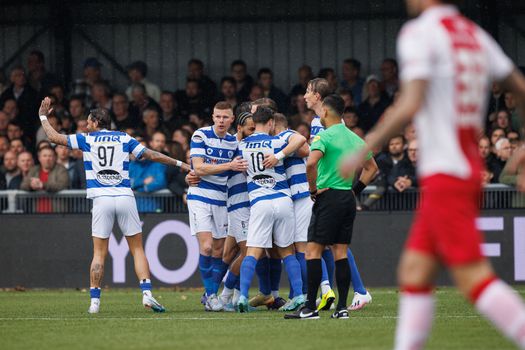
[188,200,228,239]
[293,196,313,243]
[247,196,295,249]
[91,196,141,239]
[228,207,250,243]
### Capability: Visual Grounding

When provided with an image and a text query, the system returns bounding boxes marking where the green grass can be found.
[0,287,521,350]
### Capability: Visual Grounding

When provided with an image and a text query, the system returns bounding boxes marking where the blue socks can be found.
[139,279,152,294]
[348,248,367,295]
[224,271,239,290]
[240,256,257,298]
[321,257,329,285]
[269,258,282,295]
[283,255,303,298]
[90,287,101,299]
[211,257,229,294]
[255,257,271,295]
[295,252,308,294]
[322,249,335,287]
[199,254,214,296]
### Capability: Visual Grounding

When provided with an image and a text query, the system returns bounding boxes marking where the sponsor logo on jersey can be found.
[94,135,121,143]
[206,148,213,155]
[96,169,123,186]
[252,174,276,189]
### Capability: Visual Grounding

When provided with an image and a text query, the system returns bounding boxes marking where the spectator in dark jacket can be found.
[388,139,418,192]
[357,75,391,133]
[9,150,34,189]
[187,58,217,106]
[257,68,287,113]
[1,150,21,189]
[230,60,254,102]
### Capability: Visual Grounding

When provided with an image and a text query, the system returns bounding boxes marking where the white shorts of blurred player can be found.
[247,196,295,249]
[293,196,313,243]
[188,200,228,239]
[227,207,250,243]
[91,196,142,239]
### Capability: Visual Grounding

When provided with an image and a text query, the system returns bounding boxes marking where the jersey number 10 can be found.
[250,152,265,172]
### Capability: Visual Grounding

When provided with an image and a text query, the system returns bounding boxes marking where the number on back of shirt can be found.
[250,152,265,172]
[98,146,115,167]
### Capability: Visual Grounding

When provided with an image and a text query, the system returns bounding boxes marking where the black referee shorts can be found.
[307,189,356,245]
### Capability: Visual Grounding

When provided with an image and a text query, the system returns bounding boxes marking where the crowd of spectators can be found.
[0,50,523,212]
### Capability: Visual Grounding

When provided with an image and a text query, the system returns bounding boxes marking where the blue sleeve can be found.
[144,163,167,192]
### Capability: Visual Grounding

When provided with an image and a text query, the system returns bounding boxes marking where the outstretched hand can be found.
[39,97,54,117]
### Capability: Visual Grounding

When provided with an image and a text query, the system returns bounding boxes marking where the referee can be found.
[285,94,378,319]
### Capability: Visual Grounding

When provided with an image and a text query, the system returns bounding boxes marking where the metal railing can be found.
[0,185,523,214]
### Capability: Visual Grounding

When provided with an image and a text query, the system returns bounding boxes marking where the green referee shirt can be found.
[310,123,372,190]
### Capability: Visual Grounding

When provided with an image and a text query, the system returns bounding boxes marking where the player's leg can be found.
[294,242,307,295]
[228,241,247,309]
[348,248,372,311]
[117,196,164,312]
[219,235,239,309]
[88,196,114,314]
[267,247,284,303]
[277,245,305,311]
[211,237,228,295]
[293,197,312,296]
[330,244,351,318]
[251,250,273,307]
[450,260,525,349]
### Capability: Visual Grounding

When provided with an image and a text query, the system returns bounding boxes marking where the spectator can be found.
[187,58,217,105]
[318,67,338,93]
[493,109,513,134]
[0,66,39,139]
[55,144,81,189]
[289,93,314,130]
[26,50,59,94]
[111,92,137,130]
[342,107,364,138]
[129,139,167,212]
[9,138,25,155]
[257,68,287,113]
[249,84,264,102]
[219,77,239,110]
[295,121,311,141]
[0,135,8,165]
[141,108,168,140]
[379,58,399,98]
[49,83,68,118]
[172,128,191,153]
[489,127,505,155]
[76,118,88,134]
[479,136,495,184]
[230,60,254,102]
[0,111,9,136]
[166,141,188,201]
[10,151,34,189]
[68,94,87,123]
[149,131,168,154]
[0,150,20,189]
[176,79,210,119]
[388,139,418,192]
[2,98,18,120]
[289,64,314,97]
[488,138,512,182]
[159,91,182,132]
[21,146,69,212]
[404,122,417,144]
[7,121,24,143]
[486,82,506,120]
[61,114,75,134]
[90,81,112,110]
[71,57,104,107]
[504,91,521,135]
[339,89,354,109]
[508,131,520,153]
[129,82,161,119]
[357,75,391,133]
[341,58,365,106]
[125,61,161,102]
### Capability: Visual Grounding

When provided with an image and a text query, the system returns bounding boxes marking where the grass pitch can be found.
[0,287,521,350]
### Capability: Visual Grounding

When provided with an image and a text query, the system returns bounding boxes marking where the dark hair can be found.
[343,58,361,71]
[252,98,278,112]
[389,134,406,145]
[188,58,204,69]
[252,106,274,124]
[112,92,128,101]
[161,90,175,99]
[127,61,148,77]
[186,78,201,88]
[220,76,237,88]
[69,94,86,106]
[235,102,253,118]
[257,68,273,79]
[89,108,112,129]
[231,60,247,69]
[322,94,345,116]
[7,120,22,129]
[339,88,354,98]
[343,106,357,114]
[273,113,288,128]
[307,78,331,99]
[37,145,55,155]
[29,50,45,63]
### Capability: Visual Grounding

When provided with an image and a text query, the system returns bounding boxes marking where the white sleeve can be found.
[397,22,433,82]
[480,30,514,81]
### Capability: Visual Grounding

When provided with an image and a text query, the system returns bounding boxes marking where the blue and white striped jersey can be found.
[278,129,309,201]
[227,133,249,213]
[310,115,324,141]
[67,130,145,199]
[238,132,291,206]
[188,126,238,206]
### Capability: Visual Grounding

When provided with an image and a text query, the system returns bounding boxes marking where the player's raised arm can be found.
[263,133,308,168]
[141,148,191,172]
[38,97,68,146]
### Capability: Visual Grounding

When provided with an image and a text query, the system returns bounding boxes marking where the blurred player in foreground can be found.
[340,0,525,348]
[38,97,190,314]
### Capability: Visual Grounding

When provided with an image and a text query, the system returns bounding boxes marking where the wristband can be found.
[176,160,182,167]
[275,151,285,161]
[353,180,366,196]
[39,115,48,121]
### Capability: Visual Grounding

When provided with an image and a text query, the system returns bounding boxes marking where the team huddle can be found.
[187,89,374,316]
